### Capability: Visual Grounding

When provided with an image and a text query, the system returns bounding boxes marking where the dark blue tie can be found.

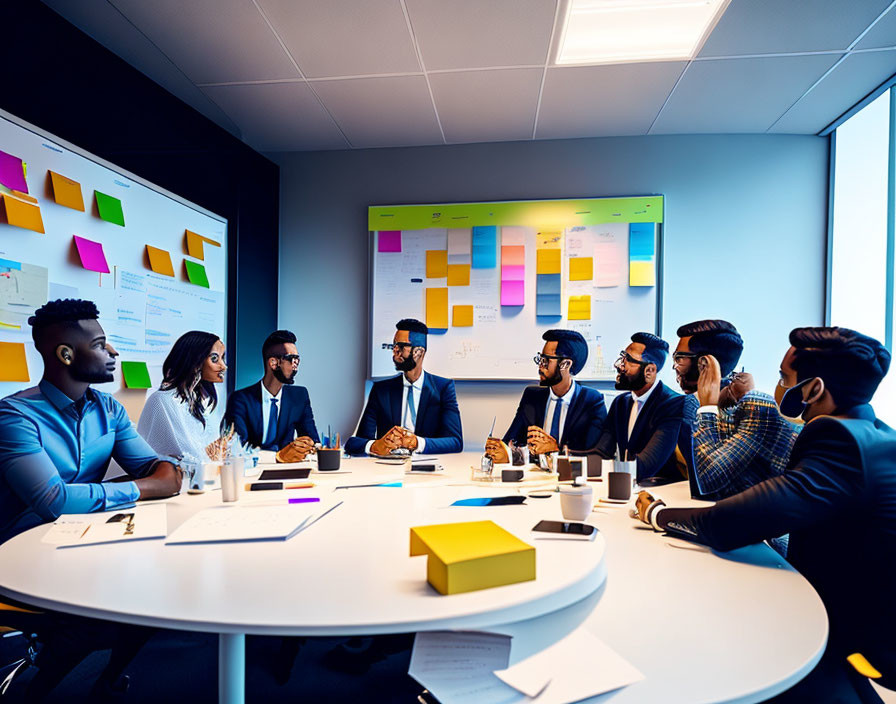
[549,397,562,441]
[266,398,279,447]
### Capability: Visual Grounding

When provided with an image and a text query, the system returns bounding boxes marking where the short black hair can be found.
[28,299,100,347]
[631,332,668,371]
[262,330,297,361]
[397,318,428,348]
[543,329,588,375]
[677,319,743,377]
[789,327,890,409]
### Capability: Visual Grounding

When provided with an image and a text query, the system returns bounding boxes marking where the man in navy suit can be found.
[591,332,691,483]
[345,319,463,456]
[225,330,319,462]
[486,329,606,462]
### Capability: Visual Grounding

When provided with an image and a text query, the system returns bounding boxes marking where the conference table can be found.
[0,452,827,704]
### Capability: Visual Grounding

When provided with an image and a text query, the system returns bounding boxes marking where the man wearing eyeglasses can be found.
[344,318,463,456]
[486,329,606,462]
[225,329,320,462]
[589,332,691,483]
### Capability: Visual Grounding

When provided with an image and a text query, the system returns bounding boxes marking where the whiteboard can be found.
[369,197,662,381]
[0,108,227,416]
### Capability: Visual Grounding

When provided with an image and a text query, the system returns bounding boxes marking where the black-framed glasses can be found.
[615,350,649,368]
[277,354,300,364]
[382,342,415,351]
[672,352,699,365]
[534,353,567,368]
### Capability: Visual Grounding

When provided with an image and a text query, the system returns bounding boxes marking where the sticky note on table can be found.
[452,305,474,327]
[501,280,524,306]
[0,151,27,193]
[472,226,497,269]
[569,257,593,281]
[1,193,45,233]
[0,342,29,382]
[184,259,210,288]
[426,250,448,278]
[536,249,561,275]
[447,263,470,286]
[185,230,221,260]
[378,230,401,253]
[48,171,85,211]
[568,295,591,320]
[146,245,174,277]
[95,191,125,226]
[629,260,656,287]
[73,235,110,273]
[120,361,152,389]
[426,287,449,329]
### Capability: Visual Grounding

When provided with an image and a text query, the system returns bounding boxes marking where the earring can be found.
[191,370,202,390]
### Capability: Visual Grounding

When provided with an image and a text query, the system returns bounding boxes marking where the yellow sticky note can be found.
[426,287,449,329]
[569,257,593,281]
[48,171,85,211]
[447,264,470,286]
[536,249,561,275]
[0,342,29,381]
[426,250,448,278]
[185,229,221,260]
[1,193,45,233]
[146,245,175,277]
[452,305,474,327]
[536,229,563,249]
[629,260,656,287]
[568,295,591,320]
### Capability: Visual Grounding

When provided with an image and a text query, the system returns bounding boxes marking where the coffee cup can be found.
[559,481,593,521]
[221,456,244,502]
[501,468,524,482]
[317,448,341,471]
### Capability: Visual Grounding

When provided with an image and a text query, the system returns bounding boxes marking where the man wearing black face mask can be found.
[225,330,320,461]
[634,327,896,702]
[589,332,691,483]
[673,319,798,500]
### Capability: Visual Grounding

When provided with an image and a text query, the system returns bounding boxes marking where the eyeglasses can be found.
[615,350,648,368]
[672,352,699,365]
[382,342,415,351]
[276,354,300,364]
[534,353,567,368]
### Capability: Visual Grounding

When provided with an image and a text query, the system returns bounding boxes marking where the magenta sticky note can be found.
[378,231,401,253]
[501,280,524,306]
[73,235,110,274]
[501,265,525,281]
[0,150,27,194]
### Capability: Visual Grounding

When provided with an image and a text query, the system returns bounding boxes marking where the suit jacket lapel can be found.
[250,382,265,442]
[616,393,633,455]
[560,385,584,445]
[275,386,290,441]
[416,374,434,433]
[531,386,550,427]
[389,375,403,428]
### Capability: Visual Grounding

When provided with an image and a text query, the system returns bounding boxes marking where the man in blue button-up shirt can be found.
[0,299,181,544]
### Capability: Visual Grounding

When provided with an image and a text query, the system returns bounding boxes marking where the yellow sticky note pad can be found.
[185,230,221,260]
[629,260,656,287]
[569,257,593,281]
[0,342,29,382]
[410,520,535,595]
[536,229,563,249]
[48,171,85,211]
[447,264,470,286]
[536,248,561,275]
[426,287,449,329]
[1,193,45,233]
[146,245,175,277]
[568,295,591,320]
[452,305,473,327]
[426,250,448,278]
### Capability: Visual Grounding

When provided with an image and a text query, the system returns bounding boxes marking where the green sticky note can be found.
[95,191,125,226]
[184,259,210,288]
[121,361,151,389]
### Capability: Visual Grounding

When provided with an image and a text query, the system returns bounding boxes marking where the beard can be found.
[70,363,114,384]
[394,355,416,373]
[273,366,296,385]
[615,367,647,391]
[677,365,700,393]
[539,368,563,387]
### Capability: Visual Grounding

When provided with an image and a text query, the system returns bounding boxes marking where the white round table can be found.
[0,452,827,704]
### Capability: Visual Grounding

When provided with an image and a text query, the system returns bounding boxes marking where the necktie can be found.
[266,398,279,446]
[549,396,562,441]
[404,384,417,430]
[628,398,642,441]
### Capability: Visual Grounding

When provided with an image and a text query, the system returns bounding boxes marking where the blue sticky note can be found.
[536,293,562,316]
[472,226,497,268]
[629,223,655,258]
[536,273,561,295]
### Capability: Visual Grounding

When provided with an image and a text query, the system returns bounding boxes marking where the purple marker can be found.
[288,497,320,505]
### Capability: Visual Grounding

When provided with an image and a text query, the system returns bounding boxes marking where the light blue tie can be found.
[404,384,417,430]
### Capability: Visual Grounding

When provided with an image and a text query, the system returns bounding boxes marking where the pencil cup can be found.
[317,448,341,471]
[221,457,244,502]
[186,462,205,494]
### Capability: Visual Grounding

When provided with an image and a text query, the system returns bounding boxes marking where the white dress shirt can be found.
[365,371,427,454]
[544,380,577,445]
[628,378,659,441]
[260,381,284,445]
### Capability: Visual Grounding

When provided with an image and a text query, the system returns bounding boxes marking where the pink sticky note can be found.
[501,265,525,281]
[501,280,524,306]
[73,235,110,273]
[0,150,27,194]
[378,230,401,253]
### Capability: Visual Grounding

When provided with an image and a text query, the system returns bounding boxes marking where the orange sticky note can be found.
[185,230,221,260]
[452,305,474,327]
[447,263,470,286]
[0,192,45,233]
[426,250,448,278]
[501,245,525,267]
[537,249,561,275]
[0,342,29,381]
[146,245,175,277]
[425,287,449,329]
[48,171,85,211]
[569,257,593,281]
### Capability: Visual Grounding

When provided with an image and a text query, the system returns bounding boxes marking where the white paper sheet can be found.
[42,504,167,547]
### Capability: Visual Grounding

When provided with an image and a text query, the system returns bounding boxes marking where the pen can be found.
[488,415,496,439]
[335,481,402,490]
[245,481,314,491]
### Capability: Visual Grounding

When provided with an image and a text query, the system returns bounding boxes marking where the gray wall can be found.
[274,134,829,447]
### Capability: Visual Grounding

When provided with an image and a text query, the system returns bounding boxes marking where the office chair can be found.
[0,602,41,696]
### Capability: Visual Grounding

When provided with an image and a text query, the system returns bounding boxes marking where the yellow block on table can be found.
[410,520,535,595]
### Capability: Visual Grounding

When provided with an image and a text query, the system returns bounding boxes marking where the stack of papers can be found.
[42,504,167,547]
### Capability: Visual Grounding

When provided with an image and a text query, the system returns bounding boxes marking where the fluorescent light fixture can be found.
[555,0,730,65]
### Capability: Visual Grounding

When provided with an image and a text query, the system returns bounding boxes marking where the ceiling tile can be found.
[201,82,348,151]
[406,0,556,70]
[652,54,842,134]
[429,69,541,143]
[536,62,687,139]
[108,0,299,84]
[699,0,892,56]
[255,0,420,78]
[854,6,896,50]
[312,76,442,148]
[770,50,896,133]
